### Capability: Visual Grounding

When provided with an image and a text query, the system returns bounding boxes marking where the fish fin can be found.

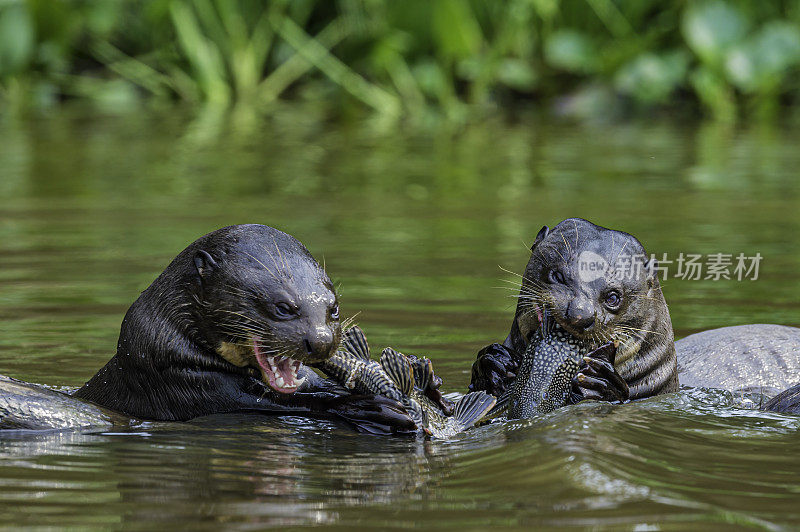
[414,357,435,390]
[484,389,512,420]
[453,391,497,430]
[380,348,414,395]
[343,326,371,361]
[442,391,462,402]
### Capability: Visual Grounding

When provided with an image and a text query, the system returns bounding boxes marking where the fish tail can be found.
[380,348,414,395]
[453,391,497,430]
[481,389,511,421]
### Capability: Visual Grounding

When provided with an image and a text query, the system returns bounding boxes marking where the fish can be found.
[491,309,617,419]
[317,326,496,438]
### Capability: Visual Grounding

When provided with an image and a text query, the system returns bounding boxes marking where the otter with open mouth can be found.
[2,225,415,434]
[470,218,677,403]
[74,223,346,413]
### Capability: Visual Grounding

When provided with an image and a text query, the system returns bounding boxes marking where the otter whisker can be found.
[561,233,572,255]
[497,265,540,287]
[496,279,522,288]
[271,235,292,281]
[216,325,274,339]
[242,250,278,279]
[340,314,359,332]
[216,323,276,339]
[611,240,630,270]
[573,219,580,250]
[615,325,665,337]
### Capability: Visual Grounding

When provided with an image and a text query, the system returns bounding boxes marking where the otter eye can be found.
[330,304,340,320]
[548,269,566,284]
[274,302,297,319]
[604,291,622,309]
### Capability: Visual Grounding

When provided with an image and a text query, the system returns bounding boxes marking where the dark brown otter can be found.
[470,218,678,402]
[70,224,415,434]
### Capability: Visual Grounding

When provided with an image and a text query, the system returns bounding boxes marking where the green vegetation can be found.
[2,0,800,122]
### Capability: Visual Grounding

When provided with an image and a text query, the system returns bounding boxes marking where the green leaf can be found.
[725,21,800,92]
[431,0,482,61]
[84,0,122,37]
[0,4,35,78]
[752,21,800,76]
[689,66,736,122]
[544,30,597,74]
[413,60,449,99]
[496,58,537,91]
[614,51,688,103]
[683,1,748,66]
[169,0,230,104]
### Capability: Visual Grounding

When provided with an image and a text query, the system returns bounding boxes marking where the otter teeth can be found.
[263,355,306,390]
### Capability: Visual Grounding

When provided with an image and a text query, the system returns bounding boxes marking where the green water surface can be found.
[1,107,799,529]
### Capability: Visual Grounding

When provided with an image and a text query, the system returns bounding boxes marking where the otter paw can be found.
[328,394,417,436]
[468,343,519,397]
[569,342,629,403]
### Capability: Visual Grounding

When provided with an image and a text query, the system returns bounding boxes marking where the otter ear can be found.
[193,250,218,281]
[531,225,550,251]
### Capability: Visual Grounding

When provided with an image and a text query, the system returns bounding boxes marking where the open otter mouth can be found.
[253,337,306,394]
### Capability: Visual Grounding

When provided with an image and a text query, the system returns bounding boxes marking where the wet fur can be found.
[73,224,345,421]
[505,218,678,399]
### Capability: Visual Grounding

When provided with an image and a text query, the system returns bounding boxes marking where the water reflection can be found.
[1,107,800,528]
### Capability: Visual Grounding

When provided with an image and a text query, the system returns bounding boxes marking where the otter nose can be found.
[304,327,334,360]
[565,300,595,331]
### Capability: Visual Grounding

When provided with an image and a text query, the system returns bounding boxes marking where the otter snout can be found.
[303,326,337,362]
[564,299,596,332]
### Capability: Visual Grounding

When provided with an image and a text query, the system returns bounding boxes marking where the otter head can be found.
[188,224,341,394]
[514,218,660,350]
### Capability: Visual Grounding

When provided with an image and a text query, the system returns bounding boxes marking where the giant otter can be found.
[470,218,678,402]
[2,225,415,434]
[470,218,800,414]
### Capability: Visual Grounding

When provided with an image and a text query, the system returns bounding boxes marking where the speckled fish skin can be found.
[508,314,593,419]
[316,327,495,438]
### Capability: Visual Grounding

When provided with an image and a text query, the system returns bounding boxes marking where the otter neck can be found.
[613,285,677,398]
[73,281,258,420]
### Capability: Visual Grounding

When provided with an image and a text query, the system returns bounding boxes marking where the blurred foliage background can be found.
[2,0,800,123]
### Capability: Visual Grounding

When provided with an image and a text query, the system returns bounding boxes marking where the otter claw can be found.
[469,343,521,397]
[569,342,629,404]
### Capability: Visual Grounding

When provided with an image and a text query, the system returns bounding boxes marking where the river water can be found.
[1,106,799,529]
